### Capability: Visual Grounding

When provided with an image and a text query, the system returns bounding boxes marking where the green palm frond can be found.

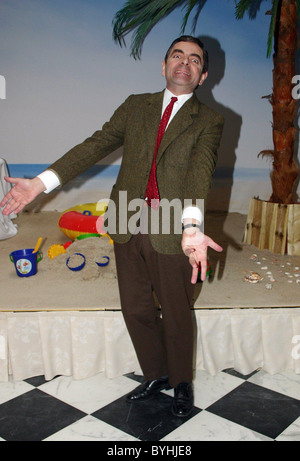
[235,0,280,58]
[112,0,183,59]
[235,0,273,21]
[112,0,207,60]
[235,0,255,19]
[113,0,299,60]
[266,0,279,57]
[181,0,207,34]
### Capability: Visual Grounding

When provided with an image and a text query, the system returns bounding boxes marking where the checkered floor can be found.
[1,368,300,441]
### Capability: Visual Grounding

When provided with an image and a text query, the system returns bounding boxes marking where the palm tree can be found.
[236,0,299,204]
[112,0,299,204]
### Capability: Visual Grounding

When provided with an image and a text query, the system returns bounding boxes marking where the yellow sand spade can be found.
[32,237,43,254]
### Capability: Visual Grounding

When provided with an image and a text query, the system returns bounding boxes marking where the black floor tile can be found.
[222,368,259,380]
[207,381,300,439]
[0,388,86,441]
[92,393,201,441]
[24,375,54,387]
[123,372,144,384]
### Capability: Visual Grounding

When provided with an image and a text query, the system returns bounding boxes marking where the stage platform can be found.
[1,210,300,382]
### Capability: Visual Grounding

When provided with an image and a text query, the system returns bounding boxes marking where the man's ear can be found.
[161,60,166,77]
[198,71,208,86]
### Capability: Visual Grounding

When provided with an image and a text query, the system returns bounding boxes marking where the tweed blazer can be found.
[48,90,224,254]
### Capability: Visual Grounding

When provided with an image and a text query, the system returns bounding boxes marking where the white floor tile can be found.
[162,370,244,409]
[161,410,273,442]
[0,378,34,405]
[276,416,300,441]
[38,373,138,413]
[248,369,300,401]
[44,415,139,441]
[192,369,245,409]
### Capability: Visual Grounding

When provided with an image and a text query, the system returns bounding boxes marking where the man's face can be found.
[162,41,208,95]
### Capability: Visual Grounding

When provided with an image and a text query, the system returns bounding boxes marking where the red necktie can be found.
[145,96,178,209]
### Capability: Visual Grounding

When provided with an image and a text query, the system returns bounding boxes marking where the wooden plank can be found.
[287,204,300,255]
[288,205,295,255]
[265,201,277,252]
[258,200,272,250]
[243,198,254,244]
[273,204,288,254]
[251,198,263,248]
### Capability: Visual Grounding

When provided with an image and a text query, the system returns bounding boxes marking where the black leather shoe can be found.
[171,382,194,417]
[126,377,171,402]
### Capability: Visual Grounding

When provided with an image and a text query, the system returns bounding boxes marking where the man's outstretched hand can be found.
[182,228,223,284]
[0,176,46,215]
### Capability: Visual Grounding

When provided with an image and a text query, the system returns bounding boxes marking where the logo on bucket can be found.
[16,258,32,275]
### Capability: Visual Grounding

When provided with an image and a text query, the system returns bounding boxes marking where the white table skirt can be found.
[1,308,300,382]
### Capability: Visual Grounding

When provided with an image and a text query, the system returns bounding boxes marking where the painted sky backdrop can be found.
[0,0,279,173]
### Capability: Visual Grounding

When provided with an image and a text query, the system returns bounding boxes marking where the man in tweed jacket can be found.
[1,36,224,417]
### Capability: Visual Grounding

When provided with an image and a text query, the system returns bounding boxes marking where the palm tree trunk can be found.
[269,0,298,204]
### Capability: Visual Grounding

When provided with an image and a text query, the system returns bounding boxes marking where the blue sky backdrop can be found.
[0,0,277,173]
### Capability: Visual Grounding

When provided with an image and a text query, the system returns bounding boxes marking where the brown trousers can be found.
[114,233,195,388]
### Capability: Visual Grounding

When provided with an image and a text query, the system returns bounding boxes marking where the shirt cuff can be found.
[37,170,60,194]
[181,206,203,225]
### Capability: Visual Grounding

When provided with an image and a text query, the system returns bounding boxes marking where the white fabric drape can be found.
[0,158,18,240]
[1,308,300,382]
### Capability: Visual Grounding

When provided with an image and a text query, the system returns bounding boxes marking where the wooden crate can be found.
[243,197,300,255]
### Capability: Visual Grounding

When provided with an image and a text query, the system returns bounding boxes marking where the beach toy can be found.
[48,244,66,259]
[9,248,42,277]
[63,241,73,249]
[58,202,109,241]
[96,256,110,267]
[197,261,211,283]
[76,233,101,240]
[66,253,86,271]
[47,240,73,259]
[33,237,43,253]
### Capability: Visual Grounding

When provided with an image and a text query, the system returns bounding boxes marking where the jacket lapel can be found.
[143,91,164,162]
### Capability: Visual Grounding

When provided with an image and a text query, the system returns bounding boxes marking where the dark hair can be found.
[164,35,208,73]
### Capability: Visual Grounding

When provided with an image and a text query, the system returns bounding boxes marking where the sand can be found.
[1,210,300,312]
[43,235,117,282]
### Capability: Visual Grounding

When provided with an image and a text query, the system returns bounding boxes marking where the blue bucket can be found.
[9,249,42,277]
